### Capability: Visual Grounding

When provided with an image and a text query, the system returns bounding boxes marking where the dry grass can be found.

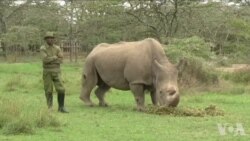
[216,64,250,73]
[0,97,22,128]
[4,75,25,92]
[146,105,224,117]
[0,97,62,135]
[35,109,62,128]
[2,117,35,135]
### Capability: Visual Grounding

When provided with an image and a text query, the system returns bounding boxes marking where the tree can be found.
[1,25,40,52]
[66,0,148,51]
[0,0,69,54]
[125,0,191,41]
[0,0,32,57]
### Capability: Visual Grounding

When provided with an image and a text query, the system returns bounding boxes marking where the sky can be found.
[13,0,249,7]
[14,0,66,6]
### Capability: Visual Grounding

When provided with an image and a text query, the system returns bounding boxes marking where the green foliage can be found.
[229,16,250,39]
[74,1,147,51]
[21,3,68,35]
[0,0,249,63]
[2,26,41,48]
[165,36,216,63]
[223,70,250,84]
[176,3,250,63]
[177,58,219,87]
[223,17,250,62]
[164,36,218,87]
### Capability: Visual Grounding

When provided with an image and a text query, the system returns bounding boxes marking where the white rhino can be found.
[80,38,180,111]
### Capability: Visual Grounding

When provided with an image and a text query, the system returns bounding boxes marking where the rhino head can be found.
[153,60,180,107]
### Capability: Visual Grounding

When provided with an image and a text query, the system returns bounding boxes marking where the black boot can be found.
[57,92,69,113]
[45,93,53,109]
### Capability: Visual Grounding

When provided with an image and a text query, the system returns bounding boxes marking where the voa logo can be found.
[217,123,246,136]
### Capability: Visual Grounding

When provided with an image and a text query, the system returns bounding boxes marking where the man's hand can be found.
[52,56,58,60]
[57,53,63,58]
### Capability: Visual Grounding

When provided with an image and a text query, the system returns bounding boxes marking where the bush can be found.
[177,58,218,87]
[223,70,250,84]
[164,36,219,87]
[1,26,41,49]
[165,36,216,63]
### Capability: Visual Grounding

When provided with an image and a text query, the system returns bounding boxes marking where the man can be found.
[40,32,68,113]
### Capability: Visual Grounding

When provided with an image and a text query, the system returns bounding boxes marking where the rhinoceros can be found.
[80,38,180,111]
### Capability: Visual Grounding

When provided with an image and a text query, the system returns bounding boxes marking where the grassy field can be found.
[0,62,249,141]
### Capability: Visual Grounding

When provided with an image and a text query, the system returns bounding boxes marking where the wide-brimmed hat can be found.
[44,32,55,39]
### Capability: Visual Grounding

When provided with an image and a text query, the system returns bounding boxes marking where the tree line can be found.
[0,0,249,62]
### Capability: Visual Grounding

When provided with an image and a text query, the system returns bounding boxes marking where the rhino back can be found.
[85,38,166,89]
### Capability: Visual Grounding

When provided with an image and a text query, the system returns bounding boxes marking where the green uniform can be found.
[40,44,65,94]
[40,31,68,113]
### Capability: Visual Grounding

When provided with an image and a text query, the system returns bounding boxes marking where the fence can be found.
[0,41,85,62]
[60,41,84,62]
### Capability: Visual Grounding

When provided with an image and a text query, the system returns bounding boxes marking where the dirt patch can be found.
[216,64,250,73]
[146,105,224,117]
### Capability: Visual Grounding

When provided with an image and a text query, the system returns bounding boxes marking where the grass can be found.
[0,94,62,135]
[223,70,250,84]
[0,61,249,141]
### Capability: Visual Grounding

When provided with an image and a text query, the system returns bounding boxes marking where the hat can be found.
[44,32,55,39]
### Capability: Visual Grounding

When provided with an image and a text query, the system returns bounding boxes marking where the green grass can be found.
[0,62,249,141]
[223,70,250,84]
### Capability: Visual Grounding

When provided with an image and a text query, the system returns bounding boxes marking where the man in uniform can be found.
[40,32,68,113]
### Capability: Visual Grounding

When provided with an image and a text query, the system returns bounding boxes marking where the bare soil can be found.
[216,64,250,73]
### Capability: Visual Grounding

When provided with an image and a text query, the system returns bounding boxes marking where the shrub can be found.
[165,36,219,87]
[177,58,218,87]
[223,70,250,84]
[165,36,216,63]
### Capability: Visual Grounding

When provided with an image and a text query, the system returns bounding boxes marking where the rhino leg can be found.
[150,90,158,106]
[95,83,110,107]
[80,74,97,107]
[129,84,145,111]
